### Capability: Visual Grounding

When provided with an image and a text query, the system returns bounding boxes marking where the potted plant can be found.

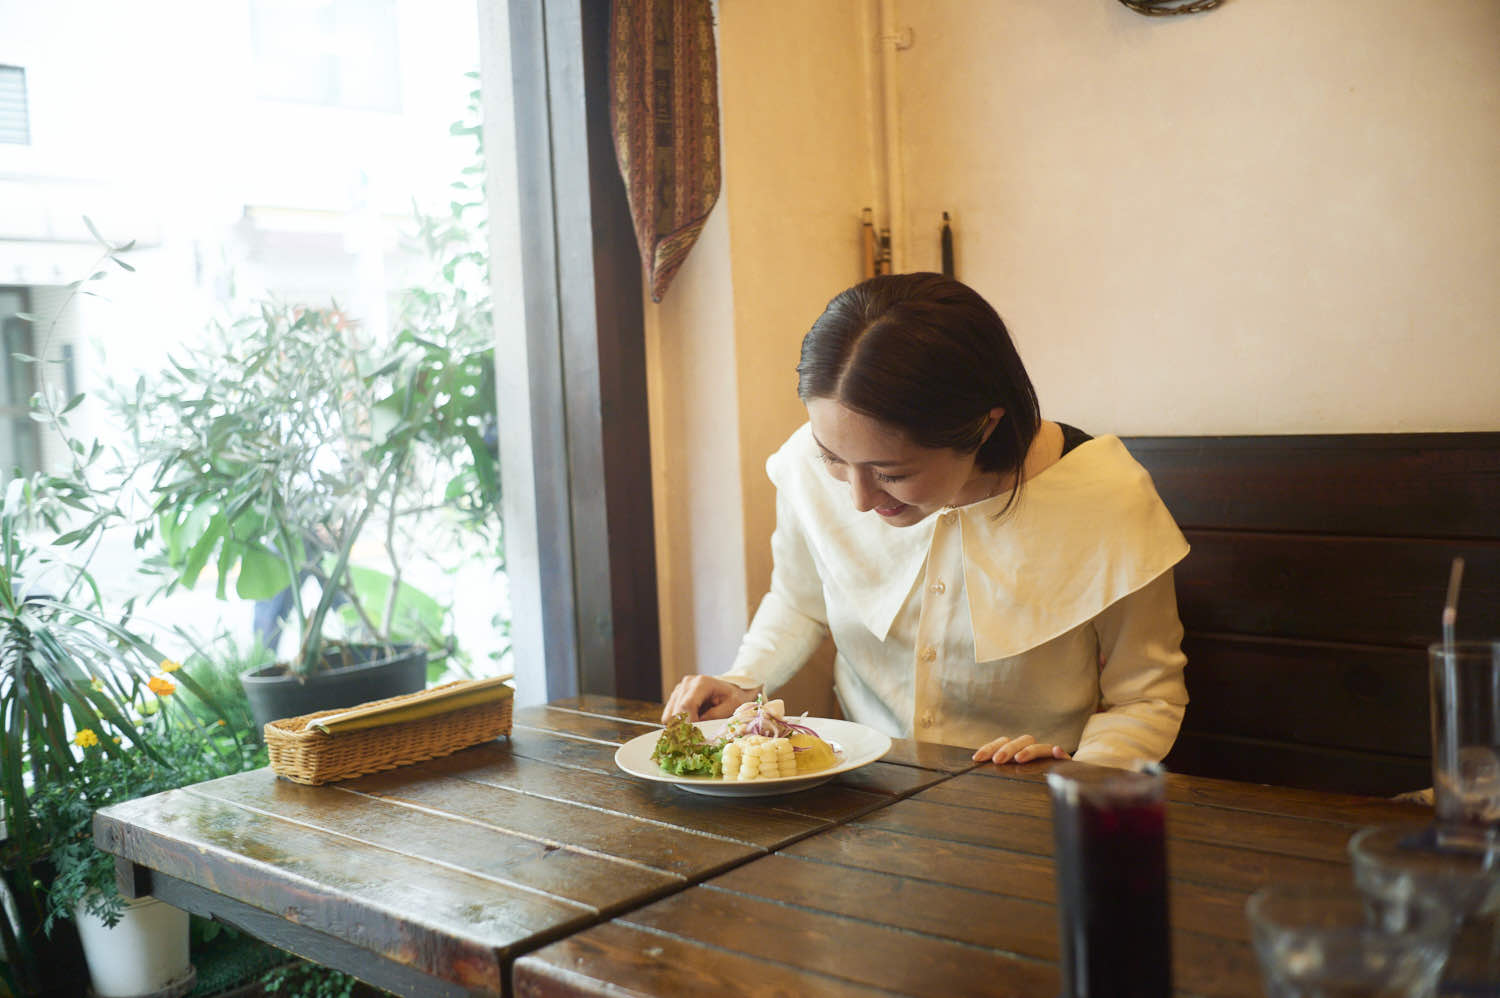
[111,79,500,732]
[107,304,432,730]
[0,235,247,994]
[30,663,261,997]
[0,473,191,997]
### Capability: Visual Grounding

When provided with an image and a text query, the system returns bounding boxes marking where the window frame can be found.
[479,0,661,705]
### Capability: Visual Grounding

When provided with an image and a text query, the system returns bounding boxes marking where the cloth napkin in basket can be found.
[310,676,514,735]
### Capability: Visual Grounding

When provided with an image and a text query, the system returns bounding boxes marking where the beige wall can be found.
[650,0,1500,698]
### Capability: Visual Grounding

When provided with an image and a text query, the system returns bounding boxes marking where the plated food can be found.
[615,710,892,797]
[651,697,841,781]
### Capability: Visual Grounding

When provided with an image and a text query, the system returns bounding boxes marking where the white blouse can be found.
[720,423,1191,769]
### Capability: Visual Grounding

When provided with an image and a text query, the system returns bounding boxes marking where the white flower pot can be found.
[73,894,194,998]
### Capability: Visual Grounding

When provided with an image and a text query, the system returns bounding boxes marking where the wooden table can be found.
[511,738,1431,998]
[93,696,974,996]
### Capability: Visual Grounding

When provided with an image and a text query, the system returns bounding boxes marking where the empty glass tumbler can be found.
[1349,824,1500,995]
[1431,641,1500,828]
[1247,883,1453,998]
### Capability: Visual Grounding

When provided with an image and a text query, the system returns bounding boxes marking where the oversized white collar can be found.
[766,424,1189,661]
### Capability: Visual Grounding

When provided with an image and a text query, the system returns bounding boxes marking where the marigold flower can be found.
[159,659,182,673]
[148,676,176,697]
[73,729,99,748]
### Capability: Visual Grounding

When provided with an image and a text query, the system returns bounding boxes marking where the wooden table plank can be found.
[338,771,753,884]
[142,870,494,998]
[868,777,1361,864]
[393,738,895,850]
[512,704,659,744]
[513,921,903,998]
[703,857,1262,998]
[541,695,663,725]
[964,758,1432,825]
[116,696,1396,998]
[539,696,980,783]
[877,737,979,773]
[95,698,973,996]
[191,770,682,910]
[618,887,1061,998]
[95,778,593,990]
[515,754,1415,998]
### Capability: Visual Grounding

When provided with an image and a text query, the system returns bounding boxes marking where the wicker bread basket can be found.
[265,678,514,785]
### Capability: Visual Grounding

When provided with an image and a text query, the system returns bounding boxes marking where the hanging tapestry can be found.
[609,0,721,303]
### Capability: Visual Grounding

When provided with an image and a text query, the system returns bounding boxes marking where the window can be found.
[0,66,29,145]
[250,0,402,112]
[0,289,40,483]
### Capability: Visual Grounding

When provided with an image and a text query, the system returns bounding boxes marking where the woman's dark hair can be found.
[797,272,1042,506]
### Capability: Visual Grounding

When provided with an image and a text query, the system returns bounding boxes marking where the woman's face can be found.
[805,398,999,527]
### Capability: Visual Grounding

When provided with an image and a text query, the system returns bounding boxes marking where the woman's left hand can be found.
[972,733,1071,765]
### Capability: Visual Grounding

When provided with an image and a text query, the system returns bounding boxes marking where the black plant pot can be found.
[1,859,89,997]
[240,643,428,736]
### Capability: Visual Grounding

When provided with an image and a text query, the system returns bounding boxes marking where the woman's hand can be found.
[661,675,760,724]
[972,734,1071,766]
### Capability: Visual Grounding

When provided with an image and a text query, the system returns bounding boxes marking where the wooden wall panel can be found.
[1125,433,1500,539]
[1124,433,1500,797]
[1176,534,1500,647]
[1166,733,1433,799]
[1176,636,1428,757]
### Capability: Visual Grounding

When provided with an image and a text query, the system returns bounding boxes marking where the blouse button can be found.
[919,646,937,663]
[920,711,935,728]
[942,511,957,525]
[929,580,946,595]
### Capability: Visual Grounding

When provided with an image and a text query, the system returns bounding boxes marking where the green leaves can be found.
[650,714,724,778]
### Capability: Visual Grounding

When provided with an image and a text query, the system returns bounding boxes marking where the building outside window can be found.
[0,287,39,482]
[0,0,503,671]
[0,65,28,145]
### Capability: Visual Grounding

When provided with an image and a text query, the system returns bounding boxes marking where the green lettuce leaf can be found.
[651,712,723,777]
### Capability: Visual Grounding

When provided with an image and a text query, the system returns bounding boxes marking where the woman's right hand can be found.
[661,675,759,724]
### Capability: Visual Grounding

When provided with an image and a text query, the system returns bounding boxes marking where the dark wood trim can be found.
[486,0,661,702]
[1166,733,1433,798]
[1175,531,1500,646]
[577,0,659,701]
[1125,432,1500,538]
[1177,634,1429,756]
[145,871,481,998]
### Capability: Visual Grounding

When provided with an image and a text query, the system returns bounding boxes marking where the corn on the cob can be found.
[721,735,797,780]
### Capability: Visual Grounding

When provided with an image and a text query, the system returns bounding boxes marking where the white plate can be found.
[614,716,892,797]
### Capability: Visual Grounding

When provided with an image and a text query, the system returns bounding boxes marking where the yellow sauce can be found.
[788,732,838,773]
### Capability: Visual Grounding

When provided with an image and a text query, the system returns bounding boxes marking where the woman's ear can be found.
[979,407,1005,445]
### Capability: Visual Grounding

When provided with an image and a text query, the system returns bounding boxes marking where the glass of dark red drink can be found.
[1047,761,1171,998]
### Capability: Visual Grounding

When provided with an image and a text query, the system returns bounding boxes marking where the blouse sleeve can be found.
[719,486,831,693]
[1072,570,1189,768]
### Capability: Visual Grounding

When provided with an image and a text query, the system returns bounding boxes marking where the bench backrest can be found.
[1122,432,1500,797]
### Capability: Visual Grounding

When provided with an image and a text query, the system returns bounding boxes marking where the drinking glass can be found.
[1246,883,1453,998]
[1349,824,1500,996]
[1431,641,1500,828]
[1046,761,1170,998]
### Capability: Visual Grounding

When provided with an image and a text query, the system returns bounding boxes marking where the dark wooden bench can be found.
[1122,432,1500,797]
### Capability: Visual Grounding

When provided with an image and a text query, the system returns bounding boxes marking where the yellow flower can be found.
[73,729,99,748]
[147,676,176,697]
[159,659,181,673]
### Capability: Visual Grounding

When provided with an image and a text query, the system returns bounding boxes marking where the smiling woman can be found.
[806,399,1009,526]
[662,273,1191,774]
